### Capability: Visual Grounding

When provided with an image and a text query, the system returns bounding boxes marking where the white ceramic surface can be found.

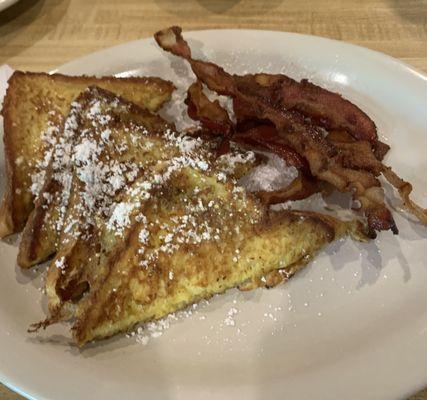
[0,0,18,12]
[1,30,427,400]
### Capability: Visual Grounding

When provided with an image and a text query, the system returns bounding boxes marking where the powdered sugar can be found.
[239,152,298,193]
[224,307,239,326]
[30,119,62,199]
[106,202,136,236]
[31,87,260,273]
[218,151,256,174]
[138,227,149,244]
[127,300,211,345]
[54,256,66,274]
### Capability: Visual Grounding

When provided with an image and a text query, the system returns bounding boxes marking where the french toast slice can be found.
[72,170,366,346]
[28,87,259,325]
[23,88,368,345]
[0,71,174,238]
[18,85,175,268]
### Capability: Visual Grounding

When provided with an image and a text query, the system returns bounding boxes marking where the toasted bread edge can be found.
[0,71,175,238]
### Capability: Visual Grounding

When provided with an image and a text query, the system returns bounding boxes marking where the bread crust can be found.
[0,71,174,237]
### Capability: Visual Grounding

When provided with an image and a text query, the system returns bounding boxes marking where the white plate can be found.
[1,30,427,400]
[0,0,19,12]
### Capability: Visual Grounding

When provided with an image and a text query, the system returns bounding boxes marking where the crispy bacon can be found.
[255,173,323,205]
[234,73,379,144]
[155,26,427,234]
[381,166,427,226]
[234,125,309,172]
[185,80,309,170]
[156,28,331,157]
[233,75,389,161]
[185,85,321,204]
[158,29,336,162]
[372,140,390,161]
[185,81,233,136]
[328,130,427,227]
[365,206,398,234]
[327,130,383,175]
[185,80,321,204]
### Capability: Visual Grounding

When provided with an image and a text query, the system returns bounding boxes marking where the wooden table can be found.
[0,0,426,398]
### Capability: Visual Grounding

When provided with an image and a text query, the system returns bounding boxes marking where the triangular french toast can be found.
[17,84,175,268]
[72,180,366,346]
[38,86,260,322]
[25,87,367,345]
[0,71,174,238]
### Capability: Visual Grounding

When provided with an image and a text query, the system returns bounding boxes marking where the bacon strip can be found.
[232,74,389,161]
[382,167,427,225]
[233,72,389,161]
[185,80,309,171]
[234,125,309,172]
[255,173,323,205]
[327,130,383,175]
[234,73,379,144]
[185,81,316,201]
[185,81,233,136]
[154,26,427,234]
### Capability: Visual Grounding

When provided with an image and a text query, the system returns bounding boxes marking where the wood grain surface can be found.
[0,0,426,399]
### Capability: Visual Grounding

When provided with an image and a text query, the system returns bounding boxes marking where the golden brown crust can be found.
[0,72,22,237]
[18,85,173,268]
[17,171,61,267]
[0,144,14,237]
[72,200,367,345]
[0,71,175,238]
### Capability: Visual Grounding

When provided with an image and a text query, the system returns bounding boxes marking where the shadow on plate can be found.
[14,259,47,283]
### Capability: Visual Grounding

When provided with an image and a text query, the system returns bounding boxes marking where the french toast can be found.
[72,179,366,346]
[0,71,174,238]
[25,87,368,345]
[17,83,175,268]
[36,86,259,323]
